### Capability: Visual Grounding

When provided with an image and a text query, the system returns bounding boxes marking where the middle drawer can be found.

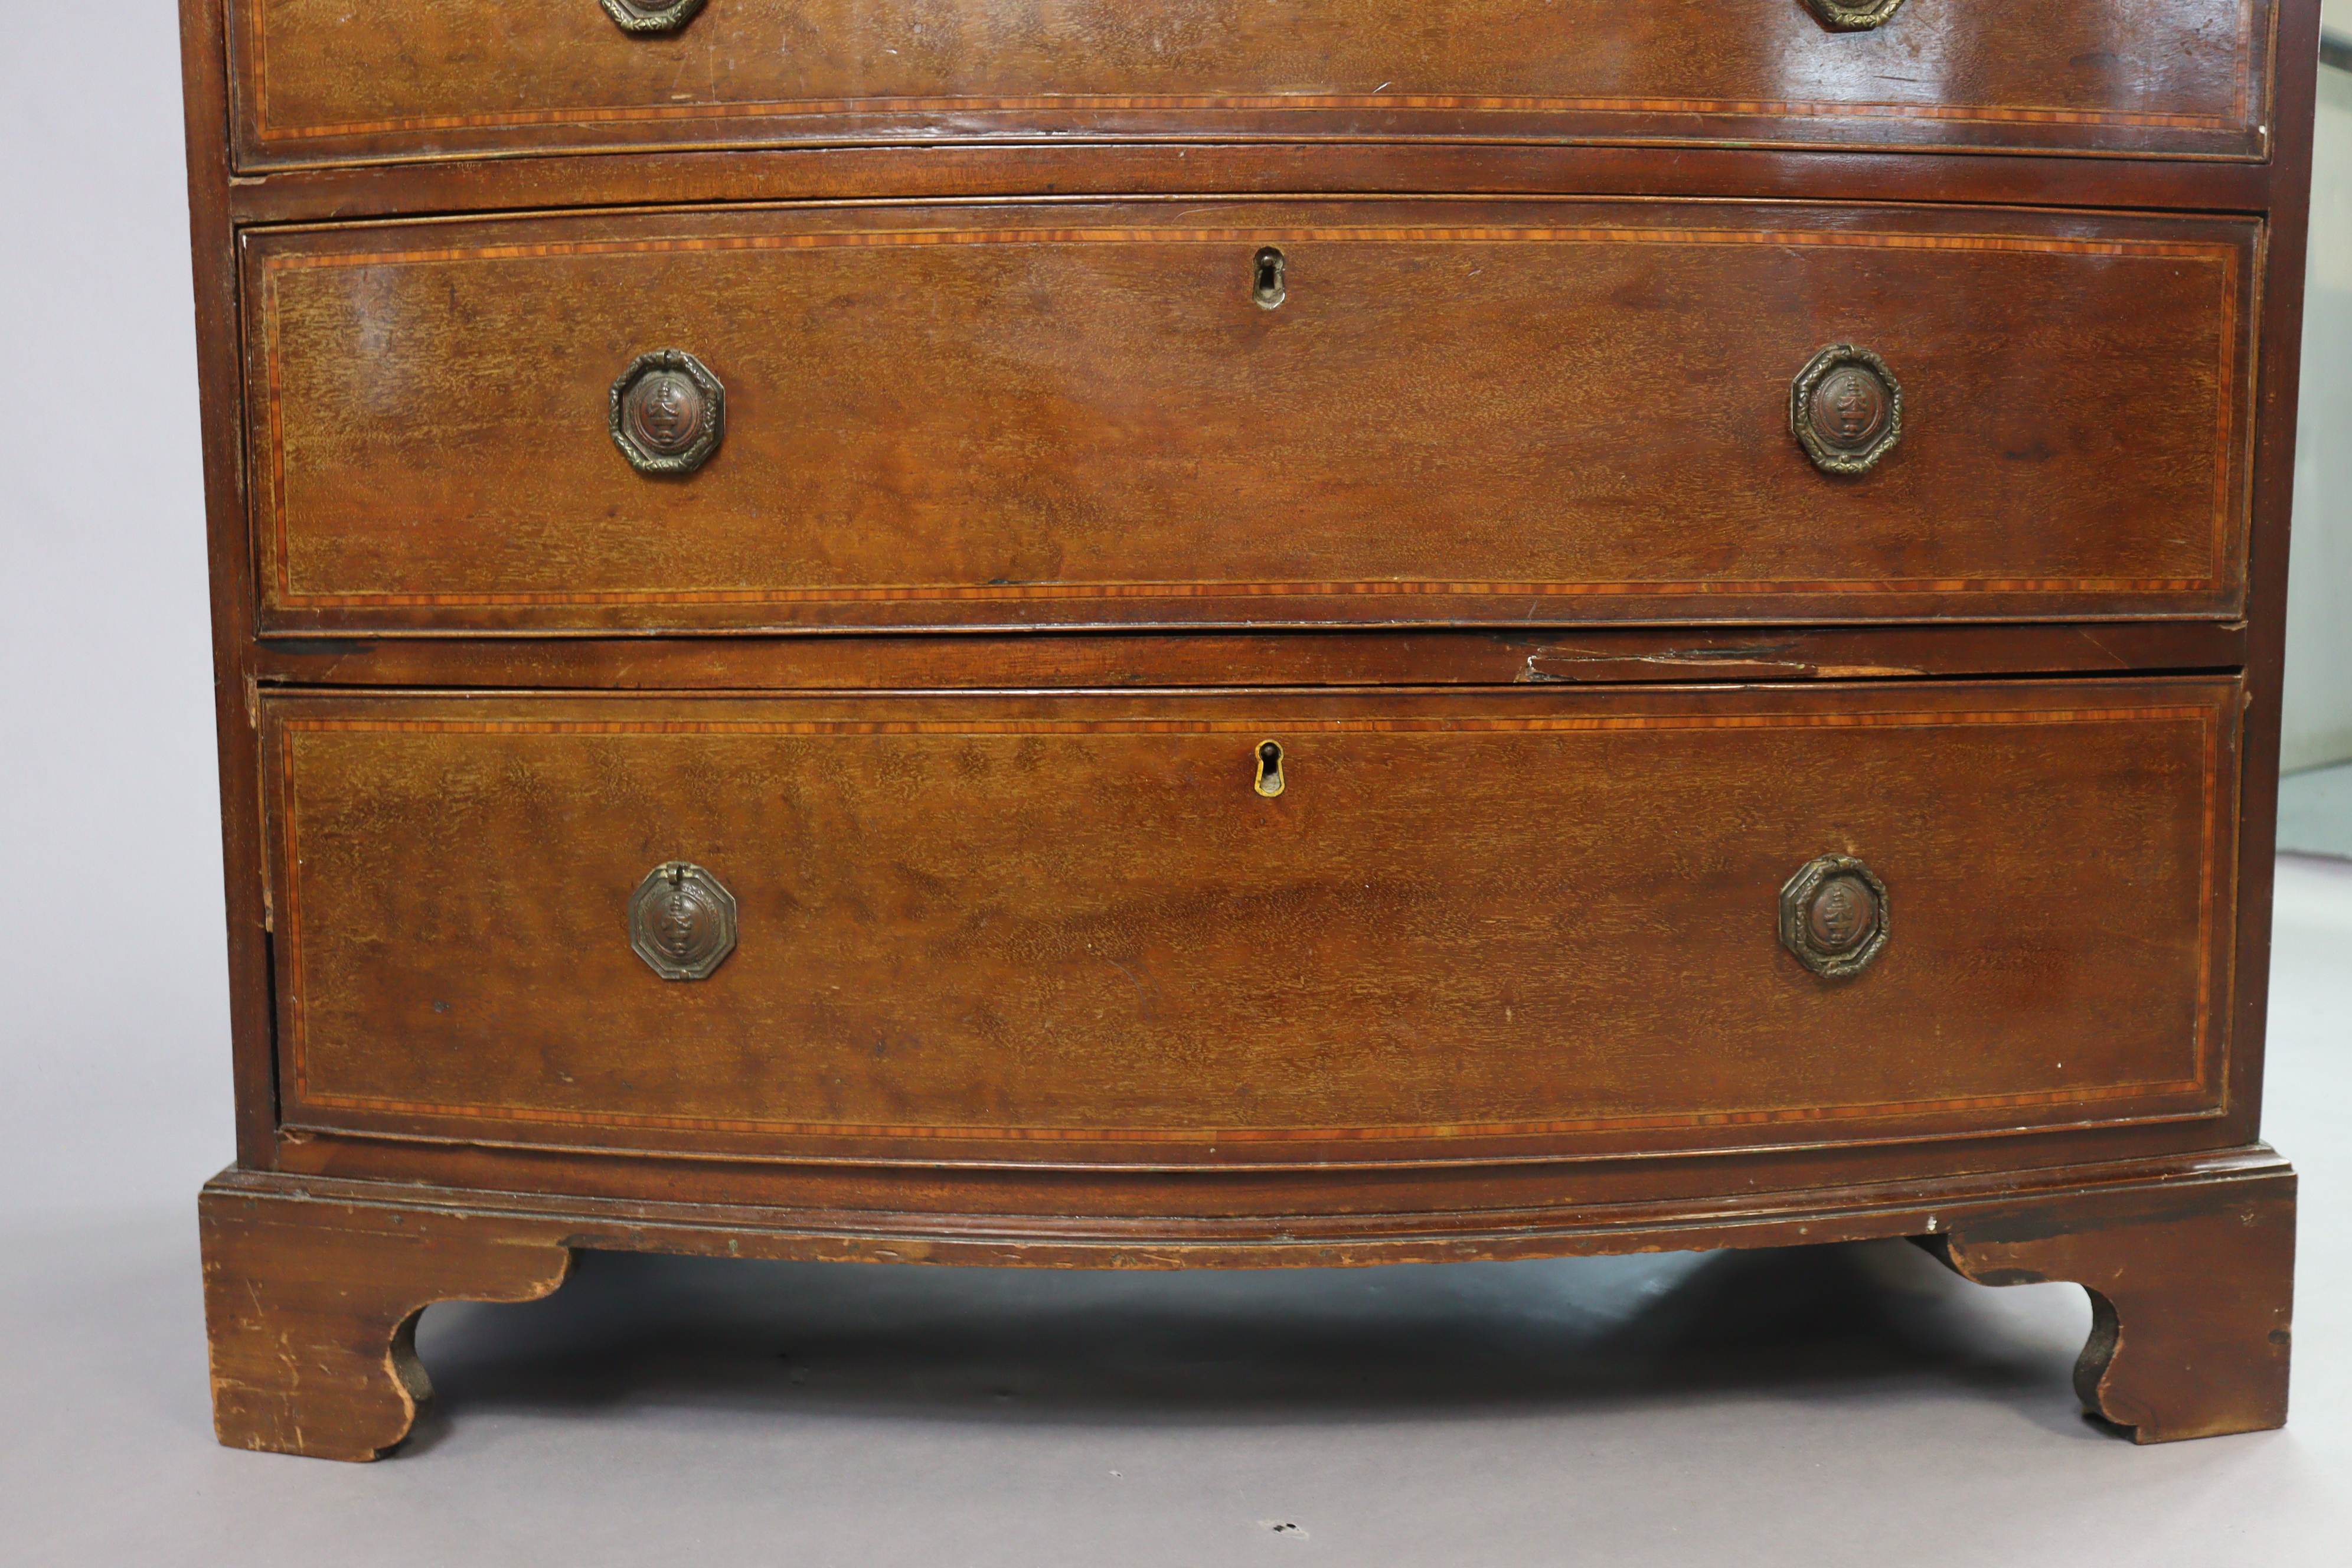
[247,199,2255,634]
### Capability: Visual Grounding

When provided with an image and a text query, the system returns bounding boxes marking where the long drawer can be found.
[246,200,2257,634]
[227,0,2274,169]
[263,680,2239,1168]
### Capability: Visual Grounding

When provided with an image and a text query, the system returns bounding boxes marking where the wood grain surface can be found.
[1932,1161,2295,1442]
[218,141,2286,231]
[246,199,2256,633]
[226,0,2272,168]
[202,1182,574,1461]
[176,0,2327,1459]
[262,679,2239,1166]
[198,1146,2296,1455]
[239,622,2254,692]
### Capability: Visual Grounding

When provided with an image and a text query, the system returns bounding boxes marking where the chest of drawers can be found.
[186,0,2317,1459]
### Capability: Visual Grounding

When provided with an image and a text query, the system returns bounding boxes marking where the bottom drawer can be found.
[263,680,2237,1166]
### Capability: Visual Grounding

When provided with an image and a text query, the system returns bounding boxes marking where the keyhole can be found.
[1253,740,1286,798]
[1252,247,1286,310]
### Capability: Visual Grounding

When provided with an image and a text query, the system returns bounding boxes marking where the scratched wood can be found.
[219,142,2284,231]
[1932,1162,2295,1442]
[240,622,2252,691]
[202,1184,574,1461]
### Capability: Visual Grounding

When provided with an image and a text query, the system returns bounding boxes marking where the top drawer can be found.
[227,0,2276,170]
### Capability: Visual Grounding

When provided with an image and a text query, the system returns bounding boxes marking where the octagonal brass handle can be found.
[1800,0,1909,31]
[601,0,705,34]
[629,862,739,981]
[611,349,726,476]
[1778,855,1889,979]
[1791,344,1902,475]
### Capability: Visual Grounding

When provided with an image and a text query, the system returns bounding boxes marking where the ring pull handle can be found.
[1800,0,1909,31]
[610,349,726,475]
[1791,344,1902,475]
[1778,855,1890,979]
[600,0,706,34]
[629,862,738,981]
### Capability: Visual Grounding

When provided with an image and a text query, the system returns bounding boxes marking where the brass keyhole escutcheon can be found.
[1253,740,1286,798]
[1253,247,1287,310]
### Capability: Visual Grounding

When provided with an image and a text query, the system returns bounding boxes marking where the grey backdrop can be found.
[2,2,231,1217]
[4,6,2349,1566]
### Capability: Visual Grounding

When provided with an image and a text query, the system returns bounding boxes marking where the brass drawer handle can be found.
[610,349,726,476]
[1801,0,1909,31]
[1778,855,1889,979]
[601,0,706,34]
[1791,344,1902,475]
[629,862,739,981]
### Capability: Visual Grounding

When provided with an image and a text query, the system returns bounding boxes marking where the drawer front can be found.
[228,0,2273,168]
[264,680,2239,1167]
[248,201,2256,634]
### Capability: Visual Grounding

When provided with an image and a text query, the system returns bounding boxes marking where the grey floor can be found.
[2282,762,2352,859]
[4,857,2346,1567]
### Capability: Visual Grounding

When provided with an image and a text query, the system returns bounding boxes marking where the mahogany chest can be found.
[185,0,2317,1456]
